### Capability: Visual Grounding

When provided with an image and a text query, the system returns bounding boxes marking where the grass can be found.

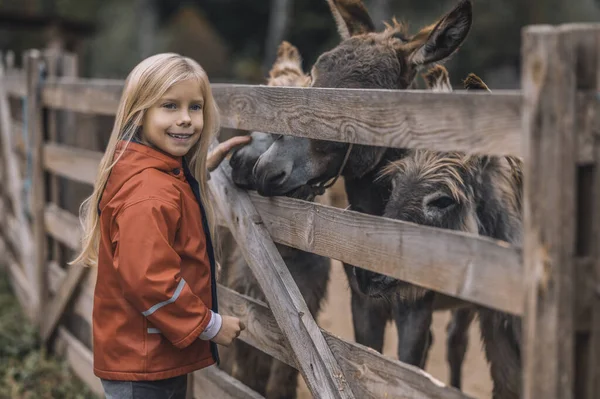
[0,270,98,399]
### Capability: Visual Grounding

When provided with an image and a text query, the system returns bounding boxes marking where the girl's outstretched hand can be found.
[212,315,246,347]
[207,136,252,172]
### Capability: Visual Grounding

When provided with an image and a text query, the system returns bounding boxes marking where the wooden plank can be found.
[42,78,123,115]
[209,156,354,398]
[249,193,523,315]
[521,25,577,399]
[54,327,104,396]
[44,50,78,275]
[40,260,87,341]
[43,143,102,185]
[193,366,265,399]
[218,285,472,399]
[577,23,600,399]
[12,119,25,157]
[44,203,81,250]
[0,237,36,320]
[42,78,522,156]
[48,261,94,321]
[39,79,598,162]
[0,61,34,270]
[214,84,523,157]
[1,71,26,98]
[0,200,26,257]
[25,50,46,324]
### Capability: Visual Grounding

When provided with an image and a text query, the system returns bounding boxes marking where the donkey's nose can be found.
[255,169,290,196]
[263,170,288,187]
[229,151,242,170]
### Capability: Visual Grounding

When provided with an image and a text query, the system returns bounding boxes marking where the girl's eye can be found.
[162,103,177,110]
[190,104,203,111]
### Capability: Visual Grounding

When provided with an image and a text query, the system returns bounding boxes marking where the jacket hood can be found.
[99,141,183,211]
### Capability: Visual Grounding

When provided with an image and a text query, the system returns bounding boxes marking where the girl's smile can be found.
[141,79,205,157]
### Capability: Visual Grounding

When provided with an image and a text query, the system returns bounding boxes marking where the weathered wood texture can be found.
[3,70,25,98]
[249,193,522,315]
[35,143,523,314]
[40,261,87,341]
[44,203,81,250]
[37,79,600,161]
[209,157,354,399]
[194,366,265,399]
[44,143,102,185]
[53,327,104,396]
[25,50,45,321]
[218,285,472,399]
[48,261,94,324]
[0,238,36,320]
[42,78,123,115]
[213,84,523,157]
[574,24,600,399]
[521,25,578,399]
[0,61,33,265]
[45,50,78,275]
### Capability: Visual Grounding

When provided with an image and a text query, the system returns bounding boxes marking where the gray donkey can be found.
[363,67,522,399]
[253,0,474,373]
[221,41,331,399]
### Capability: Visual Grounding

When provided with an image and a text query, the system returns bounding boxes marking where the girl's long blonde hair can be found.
[71,53,220,267]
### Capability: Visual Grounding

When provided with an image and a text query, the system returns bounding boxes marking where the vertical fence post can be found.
[521,25,577,399]
[24,49,46,326]
[584,25,600,399]
[43,49,78,269]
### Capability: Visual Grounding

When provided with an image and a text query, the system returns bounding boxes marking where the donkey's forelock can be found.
[380,151,478,204]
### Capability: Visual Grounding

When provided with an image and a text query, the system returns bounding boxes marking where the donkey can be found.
[363,68,522,399]
[252,0,474,371]
[222,41,331,399]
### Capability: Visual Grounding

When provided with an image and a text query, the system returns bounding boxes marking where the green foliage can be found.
[0,272,98,399]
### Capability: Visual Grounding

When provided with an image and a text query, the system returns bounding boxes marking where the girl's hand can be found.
[207,136,252,172]
[212,315,246,347]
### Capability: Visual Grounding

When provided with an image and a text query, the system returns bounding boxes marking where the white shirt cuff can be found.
[199,311,222,340]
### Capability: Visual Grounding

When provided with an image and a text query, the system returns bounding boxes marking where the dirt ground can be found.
[296,260,493,399]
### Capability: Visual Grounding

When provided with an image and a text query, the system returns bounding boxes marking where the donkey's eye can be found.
[427,195,456,210]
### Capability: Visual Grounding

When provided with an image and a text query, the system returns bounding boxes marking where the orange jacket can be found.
[93,140,218,381]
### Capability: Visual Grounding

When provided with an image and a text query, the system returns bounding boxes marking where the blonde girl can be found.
[72,53,248,399]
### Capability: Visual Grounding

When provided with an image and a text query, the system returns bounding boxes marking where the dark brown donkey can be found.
[222,41,331,399]
[252,0,474,374]
[365,68,522,399]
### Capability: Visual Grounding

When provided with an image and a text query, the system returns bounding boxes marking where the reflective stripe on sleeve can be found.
[141,278,187,317]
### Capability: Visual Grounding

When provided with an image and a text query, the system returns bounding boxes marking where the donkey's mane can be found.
[381,17,410,41]
[379,151,477,203]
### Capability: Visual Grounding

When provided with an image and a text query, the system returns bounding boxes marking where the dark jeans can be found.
[101,374,187,399]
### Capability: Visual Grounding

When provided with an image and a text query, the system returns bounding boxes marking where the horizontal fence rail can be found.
[0,77,589,162]
[39,142,524,314]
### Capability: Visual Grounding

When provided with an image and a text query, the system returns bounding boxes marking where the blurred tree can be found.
[263,0,293,74]
[136,0,157,59]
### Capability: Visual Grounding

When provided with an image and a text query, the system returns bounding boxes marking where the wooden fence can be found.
[0,23,598,399]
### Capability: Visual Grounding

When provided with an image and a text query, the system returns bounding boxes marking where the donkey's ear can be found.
[327,0,375,40]
[463,73,491,92]
[408,0,472,67]
[422,65,452,92]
